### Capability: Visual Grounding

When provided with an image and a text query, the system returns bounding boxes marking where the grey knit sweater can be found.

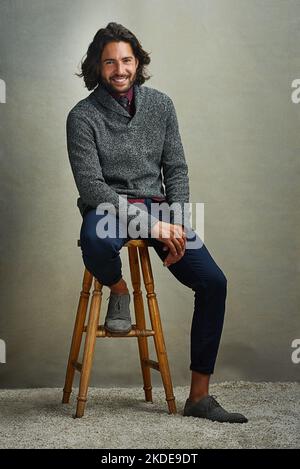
[66,83,190,234]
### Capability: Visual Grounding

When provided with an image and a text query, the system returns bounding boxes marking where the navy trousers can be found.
[79,198,227,375]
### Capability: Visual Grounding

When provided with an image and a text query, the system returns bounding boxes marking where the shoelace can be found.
[206,395,221,410]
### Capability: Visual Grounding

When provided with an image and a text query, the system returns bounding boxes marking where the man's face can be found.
[99,41,139,96]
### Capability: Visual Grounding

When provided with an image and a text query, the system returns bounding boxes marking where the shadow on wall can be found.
[217,341,289,381]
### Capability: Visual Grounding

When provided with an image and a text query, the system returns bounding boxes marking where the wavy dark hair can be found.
[76,22,152,90]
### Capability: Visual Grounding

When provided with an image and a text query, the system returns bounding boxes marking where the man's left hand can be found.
[162,224,187,267]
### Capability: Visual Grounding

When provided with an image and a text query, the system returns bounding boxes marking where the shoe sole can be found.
[104,325,132,334]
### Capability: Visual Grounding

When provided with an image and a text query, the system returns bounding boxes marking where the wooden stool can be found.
[62,239,177,418]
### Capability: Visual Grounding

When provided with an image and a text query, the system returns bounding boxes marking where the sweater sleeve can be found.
[66,110,159,235]
[162,97,191,228]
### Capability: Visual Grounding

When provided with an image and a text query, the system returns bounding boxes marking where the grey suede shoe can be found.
[183,395,248,423]
[104,292,132,334]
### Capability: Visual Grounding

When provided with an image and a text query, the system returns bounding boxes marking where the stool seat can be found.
[125,239,149,247]
[62,237,177,418]
[77,238,148,248]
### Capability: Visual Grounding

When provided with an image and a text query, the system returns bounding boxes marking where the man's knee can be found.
[216,269,227,290]
[80,230,122,258]
[193,268,227,293]
[209,269,227,295]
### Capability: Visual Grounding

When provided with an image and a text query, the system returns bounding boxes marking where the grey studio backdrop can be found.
[0,0,299,388]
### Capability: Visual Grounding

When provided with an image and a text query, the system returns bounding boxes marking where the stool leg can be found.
[75,278,102,418]
[62,268,93,404]
[128,245,153,403]
[139,246,177,414]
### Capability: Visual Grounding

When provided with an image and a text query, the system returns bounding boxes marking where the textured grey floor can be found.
[0,381,299,448]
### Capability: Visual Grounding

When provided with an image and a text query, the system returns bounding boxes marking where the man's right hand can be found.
[151,221,186,267]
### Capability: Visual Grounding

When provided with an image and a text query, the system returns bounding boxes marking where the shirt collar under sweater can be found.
[109,85,133,105]
[94,85,137,116]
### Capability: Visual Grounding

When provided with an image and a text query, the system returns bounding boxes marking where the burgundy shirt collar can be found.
[109,85,134,105]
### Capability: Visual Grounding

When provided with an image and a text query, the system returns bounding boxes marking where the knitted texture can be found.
[66,83,190,234]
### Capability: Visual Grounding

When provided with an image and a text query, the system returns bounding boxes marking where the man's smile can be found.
[111,76,128,84]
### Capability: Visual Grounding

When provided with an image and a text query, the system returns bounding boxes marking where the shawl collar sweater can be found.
[66,83,190,234]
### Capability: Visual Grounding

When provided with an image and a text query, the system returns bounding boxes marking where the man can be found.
[66,22,247,423]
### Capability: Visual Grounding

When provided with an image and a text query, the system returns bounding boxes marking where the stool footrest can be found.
[143,359,160,371]
[82,325,155,337]
[72,361,82,373]
[72,358,160,373]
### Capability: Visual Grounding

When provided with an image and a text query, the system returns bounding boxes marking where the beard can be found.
[100,73,137,95]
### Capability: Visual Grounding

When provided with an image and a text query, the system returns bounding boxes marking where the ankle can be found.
[110,278,129,295]
[110,286,129,294]
[188,392,208,402]
[110,289,129,295]
[189,371,210,402]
